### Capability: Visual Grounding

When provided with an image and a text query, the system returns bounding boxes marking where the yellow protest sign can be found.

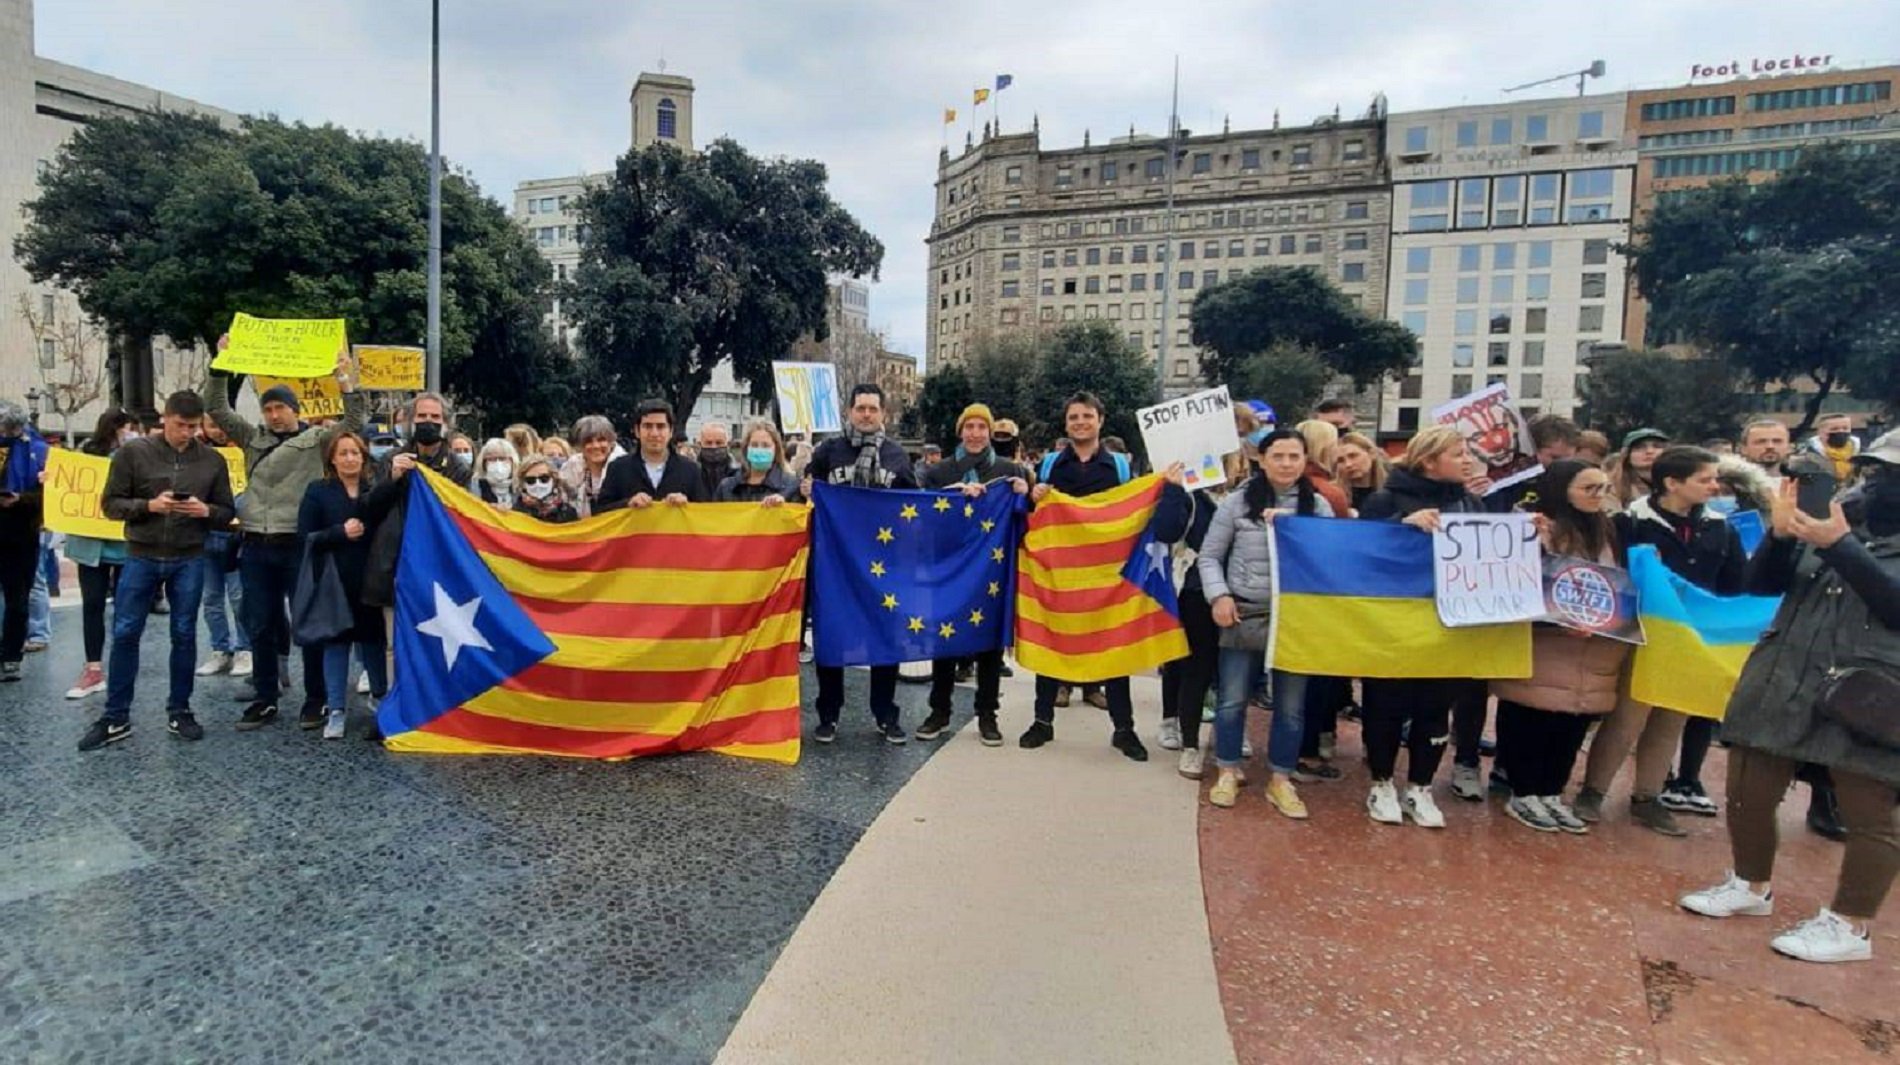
[42,449,124,541]
[216,446,248,496]
[354,345,425,391]
[212,313,348,378]
[253,375,345,420]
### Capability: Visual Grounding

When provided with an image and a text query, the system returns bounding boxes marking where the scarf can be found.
[845,426,892,488]
[950,445,995,484]
[1818,440,1857,482]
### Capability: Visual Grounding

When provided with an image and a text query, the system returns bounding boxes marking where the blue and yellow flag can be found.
[810,482,1021,667]
[1269,517,1531,679]
[1627,545,1778,720]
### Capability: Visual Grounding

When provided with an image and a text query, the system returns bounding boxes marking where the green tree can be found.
[1227,343,1335,421]
[1023,321,1160,456]
[905,364,974,445]
[1577,350,1747,445]
[566,140,883,422]
[1190,266,1417,390]
[1624,141,1900,431]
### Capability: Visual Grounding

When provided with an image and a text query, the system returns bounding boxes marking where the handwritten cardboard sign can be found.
[1432,513,1543,627]
[1136,385,1239,493]
[212,313,348,378]
[354,345,425,391]
[41,448,123,540]
[252,375,344,420]
[215,446,248,497]
[1431,383,1541,494]
[772,361,843,435]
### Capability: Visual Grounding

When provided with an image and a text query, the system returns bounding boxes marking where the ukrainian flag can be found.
[1269,517,1531,679]
[1627,545,1778,720]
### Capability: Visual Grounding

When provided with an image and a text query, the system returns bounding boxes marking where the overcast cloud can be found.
[33,1,1900,364]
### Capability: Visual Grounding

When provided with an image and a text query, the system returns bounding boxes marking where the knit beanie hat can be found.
[259,384,301,414]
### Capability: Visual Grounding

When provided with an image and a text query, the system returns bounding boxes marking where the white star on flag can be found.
[1141,541,1170,581]
[416,582,493,671]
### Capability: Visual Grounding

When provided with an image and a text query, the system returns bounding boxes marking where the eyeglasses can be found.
[522,474,554,486]
[1575,482,1611,496]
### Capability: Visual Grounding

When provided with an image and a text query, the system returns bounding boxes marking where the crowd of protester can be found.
[1,346,1893,968]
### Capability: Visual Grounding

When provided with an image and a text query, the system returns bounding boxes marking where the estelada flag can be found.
[377,466,807,763]
[1014,475,1187,683]
[1269,516,1531,679]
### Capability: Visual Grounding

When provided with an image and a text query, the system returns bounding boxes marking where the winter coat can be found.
[596,452,708,511]
[206,374,366,535]
[100,436,236,560]
[1491,543,1630,715]
[1715,455,1778,515]
[1356,466,1485,522]
[715,467,804,503]
[807,435,917,490]
[1304,461,1351,518]
[1616,495,1747,595]
[361,444,468,608]
[1197,484,1334,607]
[297,477,384,643]
[1723,532,1900,788]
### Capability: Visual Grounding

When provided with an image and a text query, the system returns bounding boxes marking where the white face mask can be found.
[523,479,556,500]
[485,460,512,484]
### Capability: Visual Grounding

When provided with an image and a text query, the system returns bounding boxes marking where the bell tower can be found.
[631,71,695,151]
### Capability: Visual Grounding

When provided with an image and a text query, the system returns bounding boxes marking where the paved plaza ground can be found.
[2,607,1894,1063]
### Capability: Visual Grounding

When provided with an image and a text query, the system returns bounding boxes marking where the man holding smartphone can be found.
[79,391,236,751]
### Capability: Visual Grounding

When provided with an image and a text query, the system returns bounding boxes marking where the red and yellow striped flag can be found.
[1014,475,1188,683]
[384,467,807,764]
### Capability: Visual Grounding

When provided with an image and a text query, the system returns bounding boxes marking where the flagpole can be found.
[426,0,442,392]
[1156,56,1179,397]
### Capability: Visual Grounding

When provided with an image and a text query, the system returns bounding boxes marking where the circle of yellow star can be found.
[938,621,957,639]
[963,503,975,518]
[899,503,919,522]
[876,527,895,544]
[881,593,899,611]
[907,616,925,633]
[990,547,1005,563]
[933,497,952,513]
[968,608,986,626]
[980,519,996,533]
[870,560,887,577]
[987,580,1001,597]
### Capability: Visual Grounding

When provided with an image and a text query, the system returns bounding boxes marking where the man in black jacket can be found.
[0,401,45,684]
[806,383,917,745]
[915,403,1029,746]
[596,399,708,511]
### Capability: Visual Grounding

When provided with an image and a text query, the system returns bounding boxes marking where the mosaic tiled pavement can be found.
[0,617,965,1064]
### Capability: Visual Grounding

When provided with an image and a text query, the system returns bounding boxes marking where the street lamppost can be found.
[426,0,443,392]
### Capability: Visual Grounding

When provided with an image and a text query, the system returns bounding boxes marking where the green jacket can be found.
[206,374,365,535]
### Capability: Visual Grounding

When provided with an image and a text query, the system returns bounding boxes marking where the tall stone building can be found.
[926,107,1392,398]
[1,0,234,431]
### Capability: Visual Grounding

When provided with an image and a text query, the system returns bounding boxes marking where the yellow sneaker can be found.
[1266,778,1309,820]
[1208,768,1241,808]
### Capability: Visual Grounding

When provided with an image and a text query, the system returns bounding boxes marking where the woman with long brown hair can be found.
[296,431,386,739]
[62,407,138,699]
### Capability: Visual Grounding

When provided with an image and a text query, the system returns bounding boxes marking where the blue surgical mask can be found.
[370,445,392,462]
[1705,495,1739,516]
[746,446,775,472]
[1246,428,1270,447]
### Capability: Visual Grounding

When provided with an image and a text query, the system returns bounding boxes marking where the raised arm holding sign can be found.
[210,313,350,378]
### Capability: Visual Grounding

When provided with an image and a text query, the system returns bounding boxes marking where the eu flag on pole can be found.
[995,74,1014,91]
[810,481,1021,667]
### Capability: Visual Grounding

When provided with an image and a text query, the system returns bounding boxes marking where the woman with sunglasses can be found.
[513,456,578,523]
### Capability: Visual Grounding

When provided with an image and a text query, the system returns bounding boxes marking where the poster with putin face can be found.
[1430,383,1540,494]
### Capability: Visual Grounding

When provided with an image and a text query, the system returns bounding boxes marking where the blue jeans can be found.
[105,555,206,723]
[27,564,50,644]
[200,532,247,653]
[1213,649,1307,775]
[323,640,388,709]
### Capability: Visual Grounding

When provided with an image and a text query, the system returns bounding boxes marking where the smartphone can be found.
[1793,468,1835,520]
[172,491,194,503]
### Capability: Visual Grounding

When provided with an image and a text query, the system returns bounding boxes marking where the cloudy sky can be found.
[32,1,1899,364]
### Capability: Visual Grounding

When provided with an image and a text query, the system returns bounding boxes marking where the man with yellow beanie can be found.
[914,403,1031,745]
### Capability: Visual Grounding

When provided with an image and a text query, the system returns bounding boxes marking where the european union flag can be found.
[378,471,557,737]
[810,481,1022,667]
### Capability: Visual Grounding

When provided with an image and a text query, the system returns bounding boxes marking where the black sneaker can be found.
[78,719,131,751]
[1293,759,1342,782]
[0,661,20,682]
[977,716,1003,747]
[812,721,837,744]
[1808,786,1847,841]
[235,702,279,731]
[1019,720,1054,749]
[297,702,326,730]
[880,721,908,746]
[168,712,204,741]
[1111,729,1149,762]
[913,711,953,741]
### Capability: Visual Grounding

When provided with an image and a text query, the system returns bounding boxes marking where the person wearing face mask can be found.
[1573,446,1747,835]
[715,420,802,505]
[475,438,518,511]
[362,392,467,703]
[1678,431,1900,964]
[206,338,365,734]
[367,432,399,466]
[512,456,579,523]
[1805,414,1861,484]
[1609,428,1670,510]
[695,422,735,499]
[990,419,1022,462]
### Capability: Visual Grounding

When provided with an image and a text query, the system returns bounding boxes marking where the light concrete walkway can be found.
[717,672,1236,1065]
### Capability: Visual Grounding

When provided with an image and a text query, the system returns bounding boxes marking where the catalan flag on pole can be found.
[1269,516,1531,678]
[377,466,807,764]
[1014,475,1187,683]
[943,107,957,125]
[973,87,991,106]
[1627,545,1777,720]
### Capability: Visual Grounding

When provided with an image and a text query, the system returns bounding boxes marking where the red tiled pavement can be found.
[1200,718,1899,1064]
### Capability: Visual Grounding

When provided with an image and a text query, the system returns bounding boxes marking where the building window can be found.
[1241,148,1261,169]
[1458,179,1488,229]
[1040,307,1055,322]
[1131,302,1146,318]
[1006,165,1023,184]
[1651,148,1805,179]
[1529,174,1560,224]
[1342,262,1366,283]
[1085,277,1101,294]
[1455,310,1477,336]
[1062,306,1077,321]
[1055,167,1074,187]
[1488,342,1510,367]
[1002,225,1021,243]
[1344,231,1368,251]
[1456,121,1478,148]
[1280,235,1297,254]
[1490,116,1512,144]
[1101,161,1118,183]
[1132,245,1149,264]
[1001,252,1020,271]
[1202,270,1218,288]
[1748,81,1891,112]
[1203,241,1220,259]
[657,98,678,140]
[1108,275,1124,293]
[1528,241,1553,269]
[1525,308,1547,334]
[1063,279,1077,295]
[1453,343,1475,368]
[1063,249,1078,267]
[1179,242,1195,260]
[1179,271,1195,290]
[1526,273,1551,300]
[1146,157,1165,179]
[1291,144,1312,166]
[1086,247,1101,266]
[1401,311,1427,335]
[1493,242,1517,270]
[1396,407,1420,432]
[1452,373,1473,395]
[1084,305,1099,319]
[1130,274,1147,292]
[1404,279,1429,306]
[1040,279,1055,296]
[1404,126,1428,153]
[1001,281,1020,297]
[1343,200,1370,221]
[1492,175,1523,226]
[1489,310,1511,335]
[1570,168,1615,201]
[1344,139,1366,161]
[1192,153,1212,174]
[1109,246,1125,264]
[1578,305,1604,332]
[1041,250,1056,268]
[1580,273,1606,299]
[1399,374,1423,400]
[1303,235,1321,253]
[1578,110,1605,139]
[1640,95,1737,121]
[1639,128,1736,149]
[1491,275,1514,302]
[1583,238,1609,265]
[1406,247,1432,273]
[1408,180,1452,231]
[1520,373,1543,399]
[1523,341,1545,366]
[1526,114,1549,142]
[1456,277,1480,304]
[1458,245,1482,272]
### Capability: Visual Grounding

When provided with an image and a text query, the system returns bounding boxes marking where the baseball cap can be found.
[992,418,1019,438]
[1621,427,1670,450]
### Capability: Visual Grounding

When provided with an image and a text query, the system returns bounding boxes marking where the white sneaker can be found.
[1241,738,1253,759]
[1157,718,1182,751]
[322,708,347,740]
[1450,764,1485,801]
[195,652,232,676]
[228,651,253,677]
[1541,795,1590,835]
[1680,872,1774,918]
[356,672,371,694]
[1403,785,1446,829]
[1367,780,1403,824]
[1177,745,1206,780]
[1771,909,1872,963]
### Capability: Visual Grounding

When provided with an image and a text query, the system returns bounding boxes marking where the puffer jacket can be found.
[1491,544,1630,714]
[207,374,366,535]
[1617,495,1746,594]
[1722,531,1900,788]
[1197,483,1334,606]
[1357,466,1485,522]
